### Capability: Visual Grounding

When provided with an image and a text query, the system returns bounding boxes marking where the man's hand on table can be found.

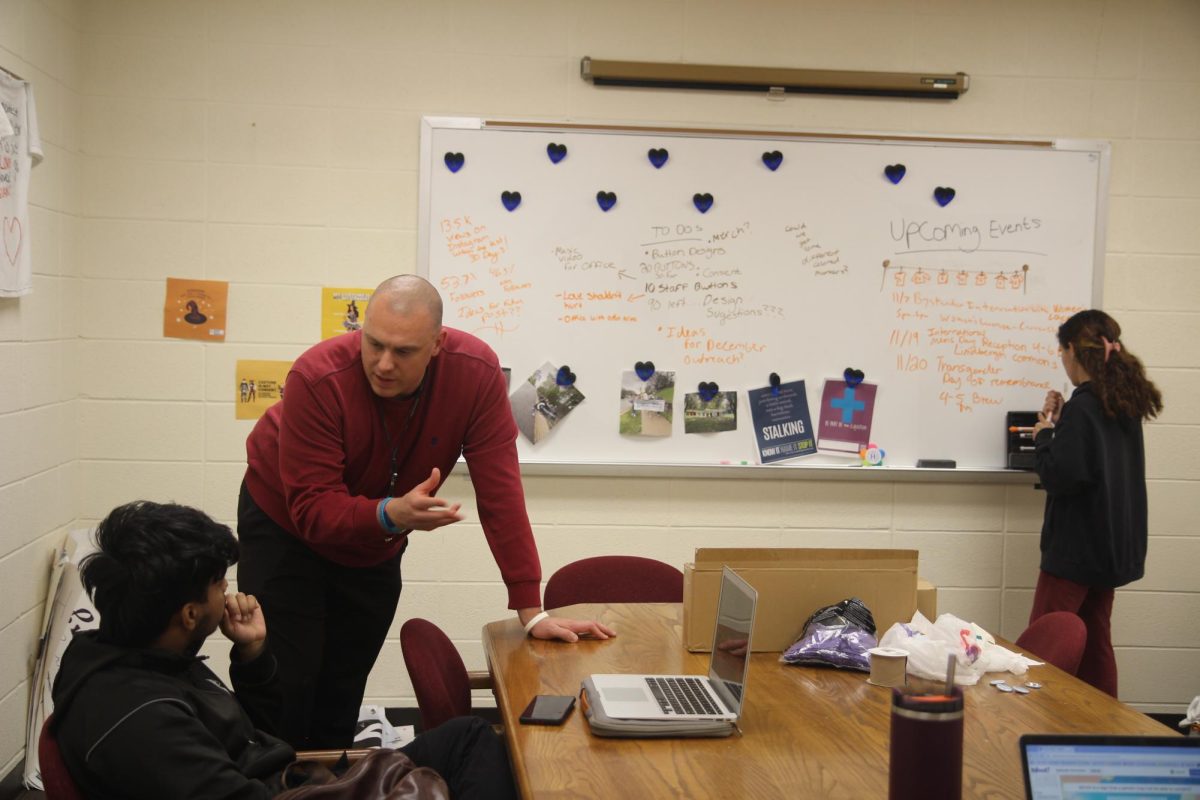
[519,608,617,642]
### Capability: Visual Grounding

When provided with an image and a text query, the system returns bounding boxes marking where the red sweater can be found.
[244,328,541,609]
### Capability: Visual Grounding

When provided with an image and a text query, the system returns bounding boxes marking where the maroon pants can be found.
[1029,570,1118,697]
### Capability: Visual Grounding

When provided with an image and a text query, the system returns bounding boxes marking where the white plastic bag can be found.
[879,612,1033,685]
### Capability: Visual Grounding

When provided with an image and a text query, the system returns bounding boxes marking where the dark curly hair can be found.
[1057,309,1163,421]
[80,501,238,647]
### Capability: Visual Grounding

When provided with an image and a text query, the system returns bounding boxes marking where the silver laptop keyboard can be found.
[645,676,721,716]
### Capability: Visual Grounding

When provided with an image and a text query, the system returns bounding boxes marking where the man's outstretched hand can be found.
[386,467,465,531]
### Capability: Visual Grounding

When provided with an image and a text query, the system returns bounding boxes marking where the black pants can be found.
[238,482,405,750]
[400,717,518,800]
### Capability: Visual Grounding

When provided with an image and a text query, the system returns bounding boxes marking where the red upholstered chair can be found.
[400,618,493,732]
[542,555,684,610]
[1016,611,1088,676]
[38,714,86,800]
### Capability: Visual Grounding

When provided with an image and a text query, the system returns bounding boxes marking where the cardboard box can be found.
[917,577,938,620]
[683,548,918,652]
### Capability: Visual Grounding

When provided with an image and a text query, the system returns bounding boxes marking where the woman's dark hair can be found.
[1057,309,1163,421]
[80,501,239,647]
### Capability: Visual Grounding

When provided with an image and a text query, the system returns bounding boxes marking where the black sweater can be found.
[51,631,295,799]
[1034,382,1147,588]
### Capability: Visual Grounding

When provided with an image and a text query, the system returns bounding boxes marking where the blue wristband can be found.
[378,498,400,533]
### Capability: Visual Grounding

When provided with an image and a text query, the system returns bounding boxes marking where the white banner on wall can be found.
[0,70,44,298]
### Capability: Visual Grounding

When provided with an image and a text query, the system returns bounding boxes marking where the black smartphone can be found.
[519,694,576,725]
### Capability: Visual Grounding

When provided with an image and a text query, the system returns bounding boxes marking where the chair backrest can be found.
[38,714,86,800]
[542,555,684,610]
[1016,611,1088,675]
[400,618,471,732]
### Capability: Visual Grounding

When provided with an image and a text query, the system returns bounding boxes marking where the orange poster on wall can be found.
[163,277,228,341]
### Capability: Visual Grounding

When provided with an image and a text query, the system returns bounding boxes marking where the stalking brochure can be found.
[748,379,817,463]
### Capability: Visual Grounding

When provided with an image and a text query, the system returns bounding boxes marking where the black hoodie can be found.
[51,631,295,799]
[1034,382,1148,588]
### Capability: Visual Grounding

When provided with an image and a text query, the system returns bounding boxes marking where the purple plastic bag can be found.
[781,597,878,672]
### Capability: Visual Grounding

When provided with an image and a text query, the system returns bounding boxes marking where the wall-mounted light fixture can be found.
[581,57,969,100]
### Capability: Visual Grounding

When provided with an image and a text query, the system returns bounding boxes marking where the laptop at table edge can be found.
[1019,732,1200,800]
[586,565,757,722]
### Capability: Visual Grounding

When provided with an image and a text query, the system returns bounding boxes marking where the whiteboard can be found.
[418,117,1107,470]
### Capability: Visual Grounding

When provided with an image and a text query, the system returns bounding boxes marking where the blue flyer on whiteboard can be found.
[748,379,817,463]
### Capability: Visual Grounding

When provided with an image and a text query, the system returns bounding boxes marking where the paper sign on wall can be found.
[163,277,228,341]
[321,287,372,340]
[620,369,675,438]
[510,361,586,444]
[817,380,878,455]
[1,71,43,298]
[683,390,737,435]
[748,379,816,463]
[236,359,292,420]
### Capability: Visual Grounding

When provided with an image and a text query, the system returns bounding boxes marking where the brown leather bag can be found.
[277,749,449,800]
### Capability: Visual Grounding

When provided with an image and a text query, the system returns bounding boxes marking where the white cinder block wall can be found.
[2,0,1199,772]
[0,0,84,779]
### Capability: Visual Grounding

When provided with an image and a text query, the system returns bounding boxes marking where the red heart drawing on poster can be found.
[3,217,22,267]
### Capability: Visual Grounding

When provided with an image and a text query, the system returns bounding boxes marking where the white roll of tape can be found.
[867,646,909,688]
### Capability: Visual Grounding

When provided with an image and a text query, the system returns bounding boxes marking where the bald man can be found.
[238,275,614,749]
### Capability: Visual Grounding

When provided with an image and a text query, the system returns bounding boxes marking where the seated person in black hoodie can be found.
[51,500,516,800]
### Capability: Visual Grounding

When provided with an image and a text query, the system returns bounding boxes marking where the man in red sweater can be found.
[238,274,614,749]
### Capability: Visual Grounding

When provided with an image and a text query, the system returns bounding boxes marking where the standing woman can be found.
[1031,309,1163,697]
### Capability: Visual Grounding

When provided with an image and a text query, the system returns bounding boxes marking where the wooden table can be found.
[483,603,1173,799]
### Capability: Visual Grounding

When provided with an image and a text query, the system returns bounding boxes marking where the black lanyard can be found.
[381,389,422,497]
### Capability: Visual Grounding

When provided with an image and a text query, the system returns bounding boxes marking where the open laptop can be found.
[1020,733,1200,800]
[588,566,757,721]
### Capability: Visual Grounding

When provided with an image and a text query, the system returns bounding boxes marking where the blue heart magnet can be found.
[884,164,906,184]
[444,152,465,173]
[697,381,719,402]
[934,186,956,207]
[843,368,865,387]
[762,151,783,171]
[769,372,781,396]
[596,190,617,212]
[501,190,522,211]
[648,148,669,169]
[634,361,655,381]
[693,193,714,213]
[555,366,576,386]
[547,142,567,164]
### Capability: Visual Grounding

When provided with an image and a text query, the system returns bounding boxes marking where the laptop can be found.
[588,566,757,721]
[1019,733,1200,800]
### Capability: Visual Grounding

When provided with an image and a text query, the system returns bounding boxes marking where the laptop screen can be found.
[707,566,757,716]
[1020,734,1200,800]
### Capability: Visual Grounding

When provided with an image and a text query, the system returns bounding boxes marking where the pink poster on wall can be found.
[817,379,878,456]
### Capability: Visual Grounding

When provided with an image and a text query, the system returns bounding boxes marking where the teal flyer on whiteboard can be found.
[748,380,817,463]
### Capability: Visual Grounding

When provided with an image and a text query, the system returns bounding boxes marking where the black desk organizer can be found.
[1006,411,1039,470]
